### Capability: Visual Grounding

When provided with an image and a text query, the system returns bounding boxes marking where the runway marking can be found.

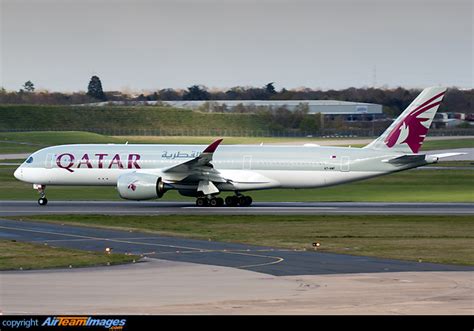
[148,248,286,269]
[224,251,285,269]
[37,236,186,243]
[0,224,203,252]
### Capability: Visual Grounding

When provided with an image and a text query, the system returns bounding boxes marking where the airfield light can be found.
[312,242,321,248]
[105,247,112,254]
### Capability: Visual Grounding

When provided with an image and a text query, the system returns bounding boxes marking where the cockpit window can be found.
[25,156,33,164]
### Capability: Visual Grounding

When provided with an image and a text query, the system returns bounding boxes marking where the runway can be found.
[1,218,472,276]
[1,200,473,216]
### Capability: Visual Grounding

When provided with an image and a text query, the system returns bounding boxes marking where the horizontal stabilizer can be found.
[383,154,426,164]
[383,152,466,165]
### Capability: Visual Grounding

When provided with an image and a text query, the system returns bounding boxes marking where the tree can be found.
[183,85,210,100]
[299,115,320,133]
[87,76,106,100]
[265,82,276,95]
[158,88,182,101]
[22,80,35,92]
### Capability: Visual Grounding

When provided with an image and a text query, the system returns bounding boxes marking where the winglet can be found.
[203,138,223,153]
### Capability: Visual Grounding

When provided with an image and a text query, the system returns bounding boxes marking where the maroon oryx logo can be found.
[127,181,138,191]
[385,91,445,153]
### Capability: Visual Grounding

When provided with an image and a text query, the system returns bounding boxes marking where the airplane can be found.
[14,87,461,207]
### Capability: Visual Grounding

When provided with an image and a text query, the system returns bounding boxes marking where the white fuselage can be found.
[14,143,423,194]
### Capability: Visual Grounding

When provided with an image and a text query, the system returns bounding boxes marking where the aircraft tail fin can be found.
[364,87,447,154]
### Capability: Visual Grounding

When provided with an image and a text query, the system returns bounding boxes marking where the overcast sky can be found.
[1,0,472,92]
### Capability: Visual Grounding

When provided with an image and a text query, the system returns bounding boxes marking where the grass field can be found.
[14,214,474,266]
[0,131,472,154]
[0,239,137,270]
[0,105,269,133]
[422,139,473,151]
[0,131,124,153]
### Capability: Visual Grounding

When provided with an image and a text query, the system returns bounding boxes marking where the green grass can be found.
[0,105,269,132]
[15,214,474,266]
[0,239,137,270]
[113,135,328,145]
[422,138,473,151]
[0,131,124,153]
[0,131,343,153]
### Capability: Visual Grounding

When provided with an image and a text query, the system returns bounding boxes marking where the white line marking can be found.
[0,225,203,252]
[225,251,285,269]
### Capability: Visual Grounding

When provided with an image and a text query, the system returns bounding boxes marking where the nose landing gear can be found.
[34,184,48,206]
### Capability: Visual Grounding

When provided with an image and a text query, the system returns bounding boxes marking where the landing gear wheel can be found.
[225,195,252,207]
[244,196,253,207]
[38,197,48,206]
[209,197,219,207]
[225,196,238,207]
[208,197,224,207]
[196,197,207,207]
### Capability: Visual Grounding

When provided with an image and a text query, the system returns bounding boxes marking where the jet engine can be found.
[117,172,167,200]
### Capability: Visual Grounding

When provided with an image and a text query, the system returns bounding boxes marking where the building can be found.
[433,112,468,128]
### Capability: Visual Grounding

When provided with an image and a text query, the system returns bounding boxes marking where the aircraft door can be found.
[340,156,350,172]
[45,154,56,169]
[243,155,252,170]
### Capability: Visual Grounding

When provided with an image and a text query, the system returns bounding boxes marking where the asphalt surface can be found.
[1,200,473,216]
[1,218,472,276]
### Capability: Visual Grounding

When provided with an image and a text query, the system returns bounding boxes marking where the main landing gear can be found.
[196,196,224,207]
[195,195,253,207]
[225,195,252,207]
[35,184,48,206]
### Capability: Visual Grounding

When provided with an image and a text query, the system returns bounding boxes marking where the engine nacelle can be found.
[117,172,166,200]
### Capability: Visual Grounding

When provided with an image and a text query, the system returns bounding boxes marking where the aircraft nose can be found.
[14,166,22,180]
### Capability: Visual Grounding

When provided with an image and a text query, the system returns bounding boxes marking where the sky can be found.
[1,0,472,92]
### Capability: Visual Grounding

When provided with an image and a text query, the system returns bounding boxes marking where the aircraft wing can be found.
[160,138,279,194]
[162,138,227,184]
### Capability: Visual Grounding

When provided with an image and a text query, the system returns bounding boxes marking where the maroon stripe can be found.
[412,100,442,118]
[412,91,445,112]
